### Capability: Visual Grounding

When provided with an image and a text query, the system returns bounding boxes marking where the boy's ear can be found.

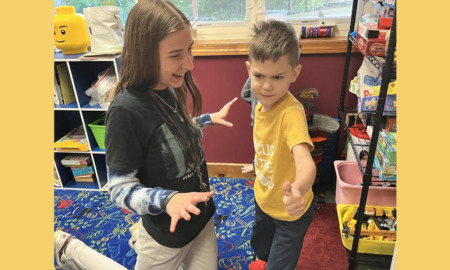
[291,64,302,83]
[245,61,251,75]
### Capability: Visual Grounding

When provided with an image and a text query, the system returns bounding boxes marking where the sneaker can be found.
[249,259,267,270]
[54,230,76,266]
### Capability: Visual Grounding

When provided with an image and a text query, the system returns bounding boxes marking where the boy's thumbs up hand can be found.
[282,181,306,216]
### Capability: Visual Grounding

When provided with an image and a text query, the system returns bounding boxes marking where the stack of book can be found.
[54,126,89,152]
[61,154,95,183]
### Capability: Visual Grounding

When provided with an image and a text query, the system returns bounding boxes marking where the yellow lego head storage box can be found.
[54,6,90,54]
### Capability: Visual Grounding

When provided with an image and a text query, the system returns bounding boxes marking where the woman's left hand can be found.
[210,97,238,127]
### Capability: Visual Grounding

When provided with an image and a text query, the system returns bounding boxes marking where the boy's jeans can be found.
[251,201,315,270]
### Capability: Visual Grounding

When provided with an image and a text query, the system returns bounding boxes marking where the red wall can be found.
[192,53,363,163]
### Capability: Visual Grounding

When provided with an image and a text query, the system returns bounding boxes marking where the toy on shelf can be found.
[341,205,397,241]
[300,25,333,38]
[54,6,90,55]
[295,88,319,124]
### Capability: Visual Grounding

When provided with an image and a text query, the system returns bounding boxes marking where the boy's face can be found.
[246,55,301,111]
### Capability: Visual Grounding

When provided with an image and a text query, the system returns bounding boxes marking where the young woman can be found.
[55,1,236,269]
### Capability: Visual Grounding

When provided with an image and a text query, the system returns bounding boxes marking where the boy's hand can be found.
[282,181,306,216]
[241,164,255,174]
[165,191,213,233]
[210,97,238,127]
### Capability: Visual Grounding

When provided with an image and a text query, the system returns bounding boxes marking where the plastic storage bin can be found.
[337,204,396,255]
[334,160,396,207]
[88,116,106,149]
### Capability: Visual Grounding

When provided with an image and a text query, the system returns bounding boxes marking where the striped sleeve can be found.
[106,165,173,215]
[194,113,212,129]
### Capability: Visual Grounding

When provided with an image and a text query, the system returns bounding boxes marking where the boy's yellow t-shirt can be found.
[253,92,314,221]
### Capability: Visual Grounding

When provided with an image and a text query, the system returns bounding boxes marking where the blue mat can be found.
[54,177,255,270]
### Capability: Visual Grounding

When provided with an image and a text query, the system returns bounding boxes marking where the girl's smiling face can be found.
[155,25,194,90]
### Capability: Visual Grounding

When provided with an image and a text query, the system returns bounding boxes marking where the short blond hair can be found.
[248,20,300,68]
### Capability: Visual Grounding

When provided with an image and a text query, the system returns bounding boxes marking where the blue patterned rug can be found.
[54,177,255,270]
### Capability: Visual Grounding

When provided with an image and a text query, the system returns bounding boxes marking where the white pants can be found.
[60,238,127,270]
[60,218,217,270]
[135,218,218,270]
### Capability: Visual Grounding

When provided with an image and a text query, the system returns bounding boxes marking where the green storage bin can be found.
[88,116,106,149]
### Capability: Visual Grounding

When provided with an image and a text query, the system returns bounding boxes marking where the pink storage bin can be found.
[334,160,396,207]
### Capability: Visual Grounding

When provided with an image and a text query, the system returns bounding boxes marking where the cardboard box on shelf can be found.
[357,22,389,39]
[375,148,396,175]
[384,116,397,132]
[374,154,396,181]
[378,131,397,164]
[360,94,396,116]
[355,34,386,57]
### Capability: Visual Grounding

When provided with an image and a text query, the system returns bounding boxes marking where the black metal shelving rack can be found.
[337,1,397,269]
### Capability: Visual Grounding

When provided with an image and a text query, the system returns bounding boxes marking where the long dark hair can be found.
[110,0,202,125]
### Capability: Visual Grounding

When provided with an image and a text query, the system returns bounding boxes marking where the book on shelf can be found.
[74,174,95,183]
[56,63,76,105]
[66,164,91,168]
[71,166,94,177]
[54,166,62,187]
[54,73,63,105]
[55,126,89,151]
[60,154,91,166]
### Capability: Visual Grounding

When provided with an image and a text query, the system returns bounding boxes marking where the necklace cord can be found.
[151,91,202,174]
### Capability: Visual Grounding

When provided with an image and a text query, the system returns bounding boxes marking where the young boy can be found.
[246,20,316,270]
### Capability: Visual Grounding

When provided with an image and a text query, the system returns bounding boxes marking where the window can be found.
[170,0,247,22]
[54,0,137,25]
[170,0,353,22]
[268,0,354,20]
[54,0,370,41]
[168,0,363,40]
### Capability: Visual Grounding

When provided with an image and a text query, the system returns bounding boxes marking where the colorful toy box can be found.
[337,204,396,255]
[360,94,396,116]
[374,154,397,181]
[355,33,386,57]
[378,131,396,164]
[375,148,396,175]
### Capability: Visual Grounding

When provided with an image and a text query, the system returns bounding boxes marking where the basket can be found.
[337,204,396,255]
[334,161,396,207]
[88,116,106,149]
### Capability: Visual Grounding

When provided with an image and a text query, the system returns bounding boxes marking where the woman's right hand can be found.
[165,191,213,233]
